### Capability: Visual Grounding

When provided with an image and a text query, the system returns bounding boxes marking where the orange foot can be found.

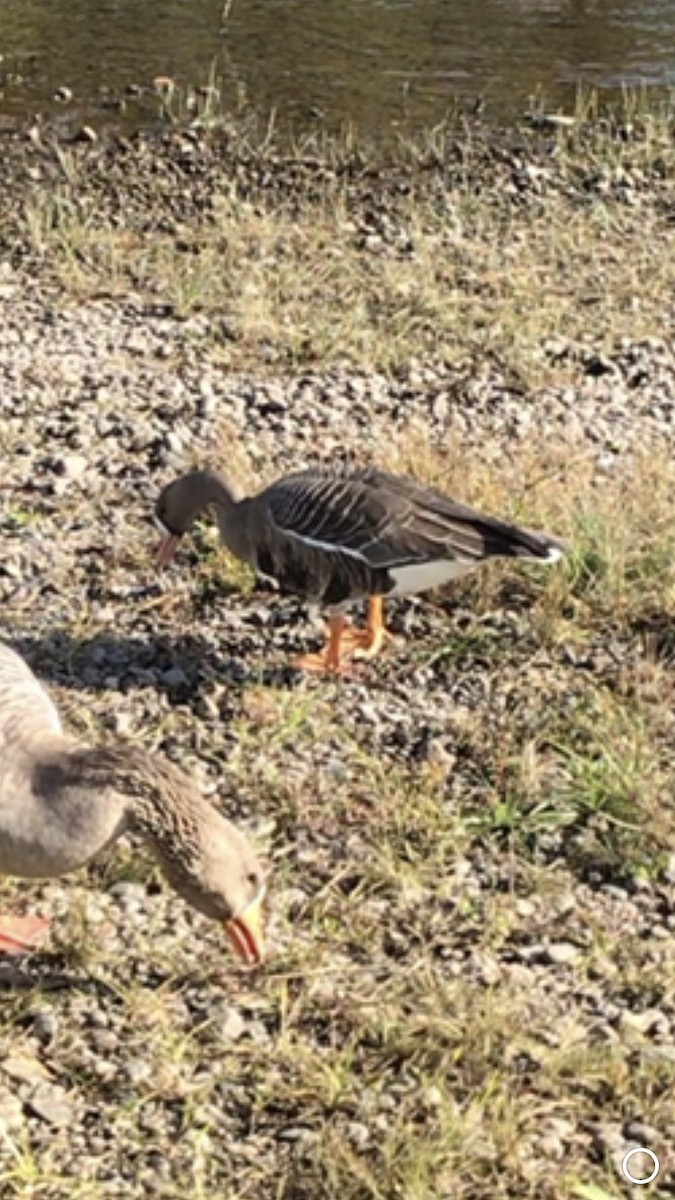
[293,651,358,677]
[341,596,389,662]
[0,915,50,955]
[293,614,361,676]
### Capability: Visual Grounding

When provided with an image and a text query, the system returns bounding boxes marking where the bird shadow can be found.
[5,627,302,700]
[0,954,123,999]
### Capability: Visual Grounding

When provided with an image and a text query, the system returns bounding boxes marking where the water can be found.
[0,0,674,135]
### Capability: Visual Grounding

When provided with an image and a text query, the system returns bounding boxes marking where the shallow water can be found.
[0,0,674,135]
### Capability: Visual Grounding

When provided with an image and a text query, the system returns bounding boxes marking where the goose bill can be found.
[156,532,181,566]
[0,914,50,955]
[225,892,265,965]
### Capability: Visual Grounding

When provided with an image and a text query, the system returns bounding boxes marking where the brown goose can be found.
[155,465,565,673]
[0,642,265,963]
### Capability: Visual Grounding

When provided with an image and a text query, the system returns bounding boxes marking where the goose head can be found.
[155,470,242,565]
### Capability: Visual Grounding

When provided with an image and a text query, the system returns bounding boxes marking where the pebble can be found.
[1,1055,52,1085]
[544,942,582,965]
[59,453,89,481]
[0,1090,25,1133]
[161,666,190,687]
[346,1120,371,1149]
[75,125,98,144]
[123,1059,153,1086]
[624,1119,659,1143]
[29,1008,60,1043]
[619,1009,667,1035]
[277,1126,314,1142]
[219,1007,247,1041]
[26,1083,74,1127]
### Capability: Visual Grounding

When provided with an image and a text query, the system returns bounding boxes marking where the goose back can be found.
[0,643,62,753]
[247,467,562,605]
[0,643,127,878]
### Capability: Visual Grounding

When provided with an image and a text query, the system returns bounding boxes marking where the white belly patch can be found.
[389,559,476,595]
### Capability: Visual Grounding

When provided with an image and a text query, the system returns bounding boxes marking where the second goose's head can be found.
[67,745,267,966]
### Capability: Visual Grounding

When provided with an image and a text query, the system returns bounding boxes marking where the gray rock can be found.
[27,1083,74,1127]
[123,1059,153,1086]
[29,1008,59,1044]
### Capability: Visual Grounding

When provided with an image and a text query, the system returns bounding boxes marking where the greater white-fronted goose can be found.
[155,465,565,674]
[0,642,265,963]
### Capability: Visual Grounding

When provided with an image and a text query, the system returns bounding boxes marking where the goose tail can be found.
[516,529,567,563]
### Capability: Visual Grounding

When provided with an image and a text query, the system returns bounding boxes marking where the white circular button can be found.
[621,1147,660,1185]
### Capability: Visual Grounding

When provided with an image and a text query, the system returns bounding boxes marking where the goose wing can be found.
[262,468,559,569]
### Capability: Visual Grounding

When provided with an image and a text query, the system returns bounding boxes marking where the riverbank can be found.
[1,106,674,1199]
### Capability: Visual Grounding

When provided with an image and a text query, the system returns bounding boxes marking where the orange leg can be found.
[0,915,50,955]
[342,595,388,661]
[294,614,351,675]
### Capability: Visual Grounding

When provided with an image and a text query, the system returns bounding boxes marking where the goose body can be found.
[0,642,265,962]
[156,465,565,672]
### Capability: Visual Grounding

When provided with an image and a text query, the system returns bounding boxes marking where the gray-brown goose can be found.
[0,642,265,962]
[155,465,565,673]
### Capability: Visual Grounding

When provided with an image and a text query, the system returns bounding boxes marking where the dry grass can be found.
[23,184,674,378]
[16,92,675,380]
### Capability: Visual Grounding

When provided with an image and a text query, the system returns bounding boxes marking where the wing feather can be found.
[261,467,557,573]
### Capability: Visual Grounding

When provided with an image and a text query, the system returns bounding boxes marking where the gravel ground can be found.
[1,124,675,1199]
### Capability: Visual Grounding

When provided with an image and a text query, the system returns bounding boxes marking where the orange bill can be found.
[224,891,265,966]
[0,914,50,955]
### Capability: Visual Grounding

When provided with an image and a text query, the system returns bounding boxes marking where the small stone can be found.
[423,738,456,771]
[161,666,189,687]
[92,1031,120,1055]
[27,1083,73,1127]
[109,881,147,911]
[75,125,98,144]
[534,113,575,130]
[432,393,449,422]
[357,702,380,725]
[0,1090,25,1134]
[624,1119,659,1143]
[277,1126,314,1142]
[111,710,134,737]
[346,1121,371,1149]
[58,454,89,481]
[537,1133,564,1159]
[220,1007,247,1041]
[123,1059,153,1086]
[0,962,26,988]
[1,1055,52,1085]
[29,1009,59,1044]
[592,1121,624,1153]
[544,942,581,965]
[324,758,348,781]
[53,86,73,102]
[616,1146,659,1184]
[619,1009,665,1035]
